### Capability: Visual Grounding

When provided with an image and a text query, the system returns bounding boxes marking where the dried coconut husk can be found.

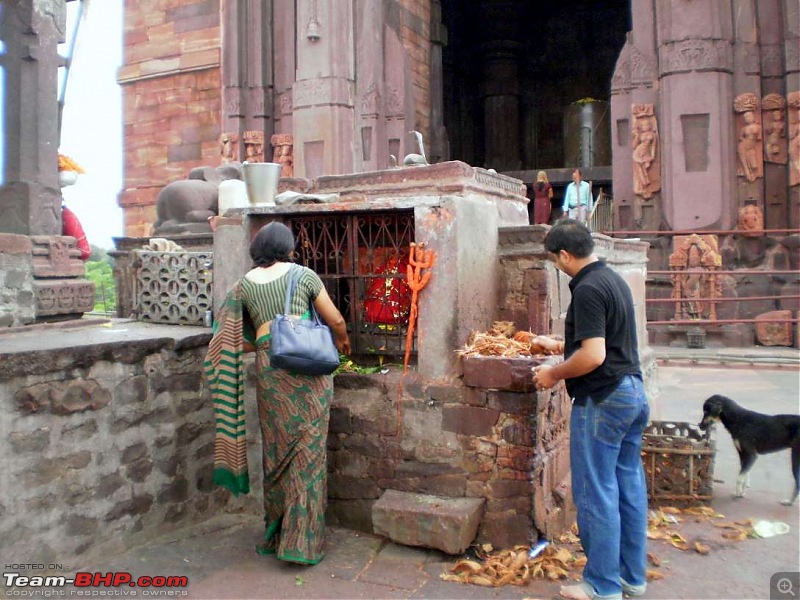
[489,321,517,337]
[456,332,534,358]
[440,543,582,588]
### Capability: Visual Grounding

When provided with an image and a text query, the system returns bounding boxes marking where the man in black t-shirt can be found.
[533,220,649,600]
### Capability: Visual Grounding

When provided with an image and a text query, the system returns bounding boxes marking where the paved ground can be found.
[4,360,798,600]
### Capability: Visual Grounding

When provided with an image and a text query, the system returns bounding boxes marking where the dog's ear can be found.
[704,395,726,416]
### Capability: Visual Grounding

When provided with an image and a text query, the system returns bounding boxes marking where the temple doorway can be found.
[441,0,630,174]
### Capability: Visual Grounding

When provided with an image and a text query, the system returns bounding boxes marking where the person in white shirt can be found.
[561,168,593,223]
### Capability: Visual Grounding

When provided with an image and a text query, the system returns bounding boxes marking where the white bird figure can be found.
[403,130,429,166]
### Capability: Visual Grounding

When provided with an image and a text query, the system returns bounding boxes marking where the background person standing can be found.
[561,168,593,223]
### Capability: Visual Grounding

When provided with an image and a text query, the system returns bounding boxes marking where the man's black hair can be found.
[544,219,595,258]
[250,221,295,267]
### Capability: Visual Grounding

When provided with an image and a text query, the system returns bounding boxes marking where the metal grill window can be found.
[285,211,415,359]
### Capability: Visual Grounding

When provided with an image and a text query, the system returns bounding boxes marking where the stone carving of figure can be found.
[220,133,238,163]
[738,202,764,238]
[762,94,787,165]
[632,119,658,197]
[271,133,294,178]
[669,234,722,321]
[734,94,763,182]
[242,131,265,162]
[789,91,800,187]
[631,104,660,199]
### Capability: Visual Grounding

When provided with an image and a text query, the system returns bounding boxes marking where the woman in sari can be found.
[205,222,350,565]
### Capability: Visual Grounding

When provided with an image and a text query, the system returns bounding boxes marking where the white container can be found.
[217,179,249,214]
[242,162,281,206]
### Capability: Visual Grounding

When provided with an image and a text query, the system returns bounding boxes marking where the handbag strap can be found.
[283,264,323,325]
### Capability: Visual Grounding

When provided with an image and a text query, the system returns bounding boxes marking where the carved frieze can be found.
[30,235,84,278]
[293,78,354,109]
[733,93,763,182]
[611,36,655,94]
[630,44,655,86]
[386,85,403,118]
[789,91,800,187]
[611,38,631,93]
[631,104,661,199]
[224,91,243,118]
[248,87,271,118]
[242,131,265,162]
[279,91,293,116]
[34,280,95,317]
[762,94,787,165]
[361,83,381,116]
[659,39,733,75]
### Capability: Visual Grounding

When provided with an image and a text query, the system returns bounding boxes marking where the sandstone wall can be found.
[119,0,222,237]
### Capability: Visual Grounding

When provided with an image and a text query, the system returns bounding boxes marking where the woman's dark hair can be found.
[544,219,594,258]
[250,221,295,267]
[536,181,545,191]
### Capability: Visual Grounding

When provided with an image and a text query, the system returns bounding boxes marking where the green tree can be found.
[85,256,116,314]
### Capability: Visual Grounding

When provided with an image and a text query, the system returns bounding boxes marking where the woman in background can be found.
[532,170,554,225]
[205,222,350,565]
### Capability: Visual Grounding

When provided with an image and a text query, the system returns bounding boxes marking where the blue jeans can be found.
[570,375,650,598]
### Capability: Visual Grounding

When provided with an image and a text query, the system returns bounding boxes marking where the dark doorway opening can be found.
[441,0,630,174]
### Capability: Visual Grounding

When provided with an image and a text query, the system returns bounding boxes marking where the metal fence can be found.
[588,189,613,233]
[284,210,416,359]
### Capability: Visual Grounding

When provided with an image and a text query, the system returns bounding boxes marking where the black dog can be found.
[699,394,800,506]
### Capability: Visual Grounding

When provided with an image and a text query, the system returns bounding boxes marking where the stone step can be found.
[372,489,485,555]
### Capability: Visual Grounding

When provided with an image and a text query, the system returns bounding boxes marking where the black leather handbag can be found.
[268,264,340,375]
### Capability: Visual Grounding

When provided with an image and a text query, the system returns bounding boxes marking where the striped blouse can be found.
[240,266,324,329]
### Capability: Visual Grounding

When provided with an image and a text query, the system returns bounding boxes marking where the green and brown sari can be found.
[205,283,333,565]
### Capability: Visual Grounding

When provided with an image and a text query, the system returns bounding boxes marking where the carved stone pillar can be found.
[292,0,356,178]
[220,0,275,156]
[0,0,65,236]
[0,1,94,324]
[657,0,735,231]
[610,0,659,230]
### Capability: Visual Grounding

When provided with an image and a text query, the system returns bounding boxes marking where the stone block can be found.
[755,310,794,346]
[486,390,536,414]
[441,405,500,436]
[372,489,485,554]
[462,356,543,392]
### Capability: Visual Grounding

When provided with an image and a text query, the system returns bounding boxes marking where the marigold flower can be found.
[58,152,86,173]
